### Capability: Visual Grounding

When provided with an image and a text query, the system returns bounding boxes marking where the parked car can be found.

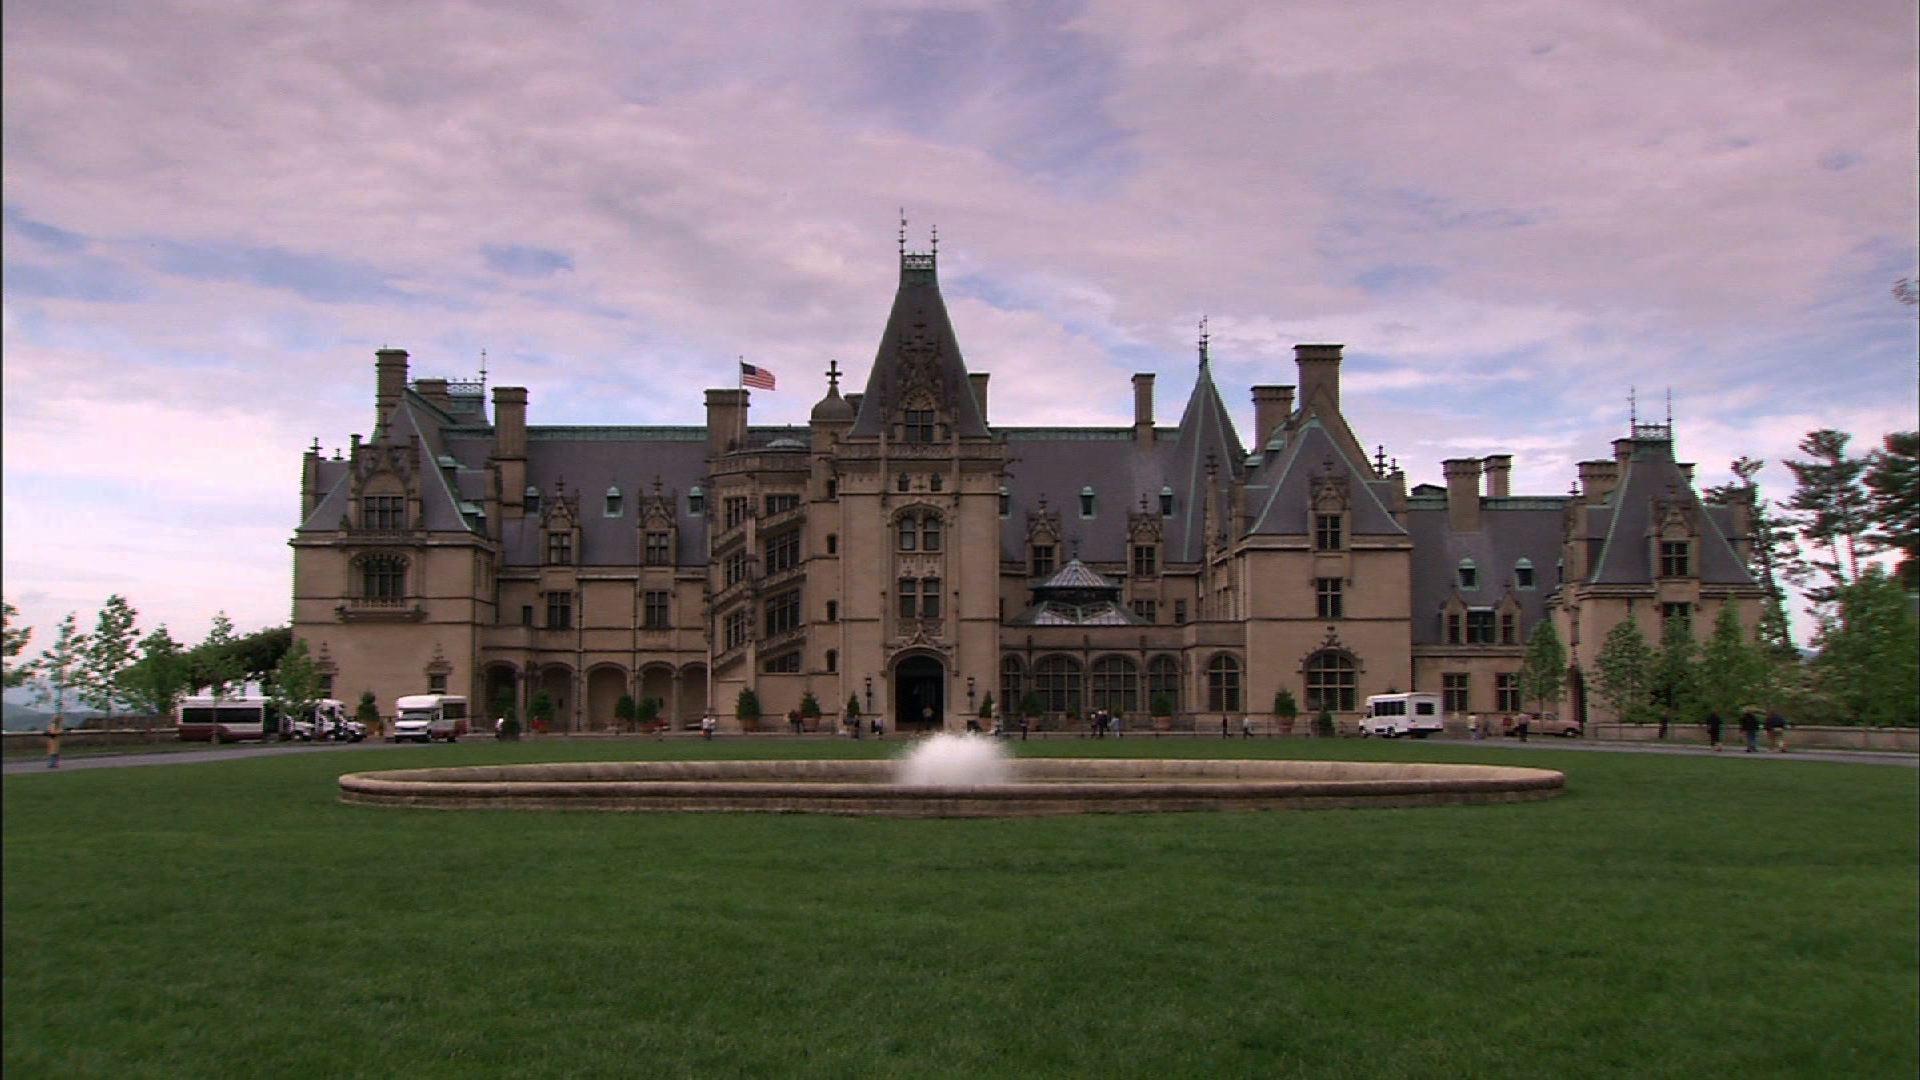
[1502,712,1582,737]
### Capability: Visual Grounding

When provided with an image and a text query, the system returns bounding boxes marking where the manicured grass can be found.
[5,739,1915,1078]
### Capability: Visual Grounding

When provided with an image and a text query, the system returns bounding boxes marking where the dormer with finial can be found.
[848,216,989,444]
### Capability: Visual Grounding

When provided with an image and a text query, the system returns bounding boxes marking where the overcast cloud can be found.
[4,0,1915,647]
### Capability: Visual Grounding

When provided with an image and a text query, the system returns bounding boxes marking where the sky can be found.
[3,0,1916,656]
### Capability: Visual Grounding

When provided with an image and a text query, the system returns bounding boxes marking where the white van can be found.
[1359,693,1445,739]
[392,694,468,743]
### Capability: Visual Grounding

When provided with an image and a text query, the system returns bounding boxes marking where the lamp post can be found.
[864,675,873,714]
[967,675,977,712]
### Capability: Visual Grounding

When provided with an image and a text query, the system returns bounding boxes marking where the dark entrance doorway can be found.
[894,654,944,732]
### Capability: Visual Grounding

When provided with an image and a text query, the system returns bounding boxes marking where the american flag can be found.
[739,362,776,390]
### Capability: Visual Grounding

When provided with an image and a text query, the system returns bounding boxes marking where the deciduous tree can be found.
[119,626,191,721]
[78,594,140,719]
[1651,612,1702,736]
[2,601,34,689]
[269,639,323,737]
[1698,604,1764,719]
[1812,569,1919,727]
[33,613,87,720]
[1518,622,1567,715]
[193,612,245,702]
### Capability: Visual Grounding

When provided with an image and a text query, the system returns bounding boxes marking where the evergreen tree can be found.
[2,600,35,690]
[355,690,381,733]
[800,691,824,723]
[32,613,88,720]
[735,687,761,728]
[634,696,660,732]
[1812,568,1919,727]
[78,594,140,719]
[1518,621,1567,715]
[1594,618,1655,725]
[1651,612,1702,735]
[119,626,190,721]
[975,692,993,722]
[1703,456,1804,650]
[1863,431,1919,589]
[615,693,639,732]
[1785,429,1873,603]
[1698,604,1763,719]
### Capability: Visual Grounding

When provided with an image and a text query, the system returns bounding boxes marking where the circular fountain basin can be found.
[338,758,1564,817]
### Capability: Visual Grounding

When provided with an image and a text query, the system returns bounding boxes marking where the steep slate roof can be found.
[1164,357,1246,562]
[1589,436,1752,586]
[998,428,1189,564]
[296,392,481,534]
[1244,418,1405,538]
[443,426,714,568]
[1406,501,1567,645]
[849,252,990,439]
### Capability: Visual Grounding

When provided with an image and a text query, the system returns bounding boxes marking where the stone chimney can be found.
[414,377,452,414]
[1613,437,1634,467]
[1678,462,1695,485]
[968,373,990,425]
[492,386,528,518]
[706,388,748,459]
[1294,344,1343,413]
[1251,385,1294,449]
[1132,373,1155,444]
[1444,457,1482,533]
[375,348,409,437]
[1578,459,1619,505]
[1482,454,1512,498]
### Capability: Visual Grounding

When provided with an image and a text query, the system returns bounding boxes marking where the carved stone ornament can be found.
[424,643,453,677]
[1310,465,1351,512]
[1026,505,1062,545]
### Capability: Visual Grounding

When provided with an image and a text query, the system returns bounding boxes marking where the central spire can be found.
[850,222,987,440]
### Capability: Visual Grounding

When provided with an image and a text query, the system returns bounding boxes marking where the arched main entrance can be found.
[893,654,945,732]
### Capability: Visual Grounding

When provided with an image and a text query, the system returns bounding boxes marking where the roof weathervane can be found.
[930,223,938,256]
[1629,385,1638,431]
[1197,315,1210,369]
[1374,444,1389,474]
[898,209,907,255]
[1665,387,1673,428]
[479,347,488,389]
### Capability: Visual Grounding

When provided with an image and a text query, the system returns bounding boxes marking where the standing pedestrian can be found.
[1765,710,1789,753]
[1704,711,1724,752]
[44,717,62,770]
[1738,707,1761,753]
[701,715,716,740]
[1241,715,1254,738]
[873,715,884,739]
[1112,712,1123,739]
[1019,715,1029,741]
[1468,714,1480,741]
[1514,713,1530,742]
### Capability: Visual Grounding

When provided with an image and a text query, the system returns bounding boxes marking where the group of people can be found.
[840,713,883,738]
[1088,709,1124,738]
[1704,708,1789,753]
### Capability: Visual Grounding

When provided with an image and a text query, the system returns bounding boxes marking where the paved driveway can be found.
[3,739,425,775]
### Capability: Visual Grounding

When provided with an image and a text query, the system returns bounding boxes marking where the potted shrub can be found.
[1313,705,1336,739]
[799,691,822,732]
[355,690,382,739]
[1273,689,1299,736]
[1151,693,1174,732]
[615,693,638,733]
[978,692,995,731]
[736,688,762,732]
[844,694,862,738]
[635,696,661,735]
[529,690,555,735]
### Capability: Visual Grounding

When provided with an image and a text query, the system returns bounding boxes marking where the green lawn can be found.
[5,739,1915,1078]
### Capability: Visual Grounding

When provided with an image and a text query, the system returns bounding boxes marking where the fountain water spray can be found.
[895,733,1013,787]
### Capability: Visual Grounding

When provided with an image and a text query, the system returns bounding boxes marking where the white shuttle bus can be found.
[1359,693,1445,739]
[392,694,469,743]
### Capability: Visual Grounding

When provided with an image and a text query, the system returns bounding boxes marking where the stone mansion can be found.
[291,242,1764,732]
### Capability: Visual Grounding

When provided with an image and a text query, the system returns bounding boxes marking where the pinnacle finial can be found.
[1198,314,1210,368]
[1629,385,1638,431]
[826,358,841,392]
[930,223,938,256]
[898,209,907,255]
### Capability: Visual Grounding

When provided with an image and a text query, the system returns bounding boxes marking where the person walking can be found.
[1765,710,1789,753]
[1704,710,1724,752]
[44,717,62,770]
[1468,714,1480,741]
[1019,715,1030,741]
[872,715,884,739]
[701,715,716,741]
[1111,712,1123,739]
[1240,715,1254,739]
[1738,707,1761,753]
[1514,713,1530,742]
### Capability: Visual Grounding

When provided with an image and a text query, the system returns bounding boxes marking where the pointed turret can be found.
[1167,320,1246,561]
[848,229,990,440]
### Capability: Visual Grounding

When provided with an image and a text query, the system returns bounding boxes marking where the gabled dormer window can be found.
[1314,513,1343,551]
[605,487,622,518]
[546,531,574,566]
[999,486,1010,517]
[903,409,936,443]
[524,487,541,515]
[687,487,704,516]
[362,495,405,530]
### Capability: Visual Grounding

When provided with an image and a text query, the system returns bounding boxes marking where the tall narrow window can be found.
[1443,673,1470,713]
[1160,488,1174,516]
[1080,487,1096,518]
[1661,602,1692,630]
[605,487,623,517]
[898,578,918,620]
[1313,514,1342,551]
[826,478,838,500]
[1132,545,1157,577]
[921,515,941,552]
[920,578,941,619]
[897,518,918,551]
[825,649,838,673]
[1206,655,1242,712]
[546,532,574,565]
[1131,599,1157,622]
[1466,609,1496,644]
[826,533,838,555]
[687,488,704,515]
[643,591,670,629]
[1001,656,1024,715]
[1173,599,1188,625]
[545,591,572,630]
[999,487,1010,516]
[929,473,943,492]
[1446,612,1463,644]
[825,600,838,623]
[362,556,405,600]
[896,473,911,492]
[524,487,541,515]
[1496,672,1521,711]
[1500,612,1517,645]
[1316,578,1343,619]
[1458,560,1477,590]
[1515,559,1535,589]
